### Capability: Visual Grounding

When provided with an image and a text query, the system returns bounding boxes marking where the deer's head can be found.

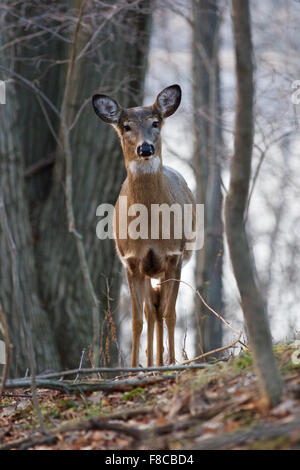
[92,85,181,174]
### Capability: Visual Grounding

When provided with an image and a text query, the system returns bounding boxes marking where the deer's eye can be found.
[152,121,159,128]
[124,125,131,132]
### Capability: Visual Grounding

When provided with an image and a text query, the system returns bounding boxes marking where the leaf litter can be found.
[1,343,300,450]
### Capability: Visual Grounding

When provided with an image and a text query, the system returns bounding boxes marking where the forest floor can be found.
[1,342,300,450]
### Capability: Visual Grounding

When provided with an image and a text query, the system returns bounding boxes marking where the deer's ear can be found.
[154,84,181,118]
[92,94,121,124]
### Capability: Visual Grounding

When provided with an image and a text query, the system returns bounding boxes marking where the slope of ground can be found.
[1,342,300,450]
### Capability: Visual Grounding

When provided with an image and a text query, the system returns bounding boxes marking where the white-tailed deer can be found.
[92,85,196,366]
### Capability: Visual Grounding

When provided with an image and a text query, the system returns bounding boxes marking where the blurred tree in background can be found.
[192,0,223,355]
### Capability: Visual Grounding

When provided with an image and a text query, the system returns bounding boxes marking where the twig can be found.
[0,30,48,53]
[0,5,72,44]
[69,96,91,132]
[74,348,86,383]
[0,302,10,395]
[245,130,293,221]
[0,66,60,118]
[159,279,248,349]
[181,334,241,365]
[35,94,62,151]
[24,157,55,179]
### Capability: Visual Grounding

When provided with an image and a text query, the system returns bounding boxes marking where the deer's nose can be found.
[137,142,155,158]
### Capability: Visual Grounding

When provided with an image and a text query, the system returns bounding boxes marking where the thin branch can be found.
[35,94,62,150]
[73,348,86,383]
[245,130,294,220]
[181,334,241,365]
[69,96,91,132]
[24,157,55,179]
[0,30,48,53]
[0,5,72,44]
[0,66,60,118]
[159,278,248,349]
[75,17,109,62]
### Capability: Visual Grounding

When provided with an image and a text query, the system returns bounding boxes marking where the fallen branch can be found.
[0,401,229,450]
[0,406,153,450]
[0,434,58,451]
[32,363,210,381]
[188,418,300,450]
[2,375,176,394]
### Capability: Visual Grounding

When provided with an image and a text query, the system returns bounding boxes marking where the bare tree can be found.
[192,0,223,355]
[225,0,282,407]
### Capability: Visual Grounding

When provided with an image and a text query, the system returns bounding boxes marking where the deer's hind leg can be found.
[160,255,182,364]
[153,285,164,366]
[144,279,155,367]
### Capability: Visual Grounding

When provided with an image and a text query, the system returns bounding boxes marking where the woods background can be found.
[0,0,299,395]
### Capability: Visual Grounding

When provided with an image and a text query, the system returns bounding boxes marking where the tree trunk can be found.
[192,0,223,355]
[225,0,282,407]
[0,0,152,373]
[0,83,60,375]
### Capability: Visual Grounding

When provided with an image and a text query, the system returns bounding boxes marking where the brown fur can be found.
[93,85,196,367]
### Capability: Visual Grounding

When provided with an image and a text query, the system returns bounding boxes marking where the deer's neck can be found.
[126,157,166,205]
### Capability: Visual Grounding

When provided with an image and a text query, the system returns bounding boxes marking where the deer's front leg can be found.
[144,303,155,367]
[155,305,164,366]
[160,255,182,364]
[127,269,145,367]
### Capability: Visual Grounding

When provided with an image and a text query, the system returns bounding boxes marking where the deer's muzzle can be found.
[137,142,155,158]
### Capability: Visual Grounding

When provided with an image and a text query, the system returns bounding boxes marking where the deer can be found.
[92,84,196,367]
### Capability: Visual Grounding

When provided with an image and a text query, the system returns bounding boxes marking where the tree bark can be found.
[192,0,223,355]
[0,0,152,373]
[0,83,60,375]
[36,1,152,369]
[225,0,282,407]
